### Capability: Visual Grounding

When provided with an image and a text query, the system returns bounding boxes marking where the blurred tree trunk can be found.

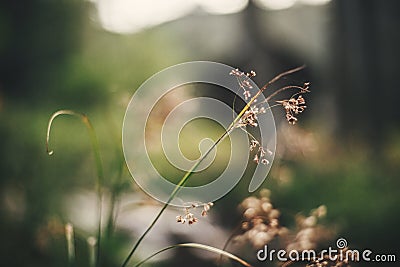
[0,0,84,98]
[333,0,400,142]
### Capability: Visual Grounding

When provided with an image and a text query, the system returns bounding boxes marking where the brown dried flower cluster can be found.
[282,247,352,267]
[176,202,213,225]
[230,67,310,166]
[304,248,352,267]
[233,189,288,248]
[250,139,273,165]
[228,190,338,267]
[280,205,346,267]
[229,68,256,101]
[285,205,332,252]
[282,250,352,267]
[230,68,310,127]
[237,106,266,128]
[277,82,310,125]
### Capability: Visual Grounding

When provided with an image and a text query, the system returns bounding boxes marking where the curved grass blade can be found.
[46,109,104,267]
[133,243,253,267]
[46,110,104,182]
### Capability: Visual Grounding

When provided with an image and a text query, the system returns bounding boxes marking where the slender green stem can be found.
[122,75,255,266]
[96,191,103,267]
[121,127,233,267]
[46,110,105,267]
[106,152,125,239]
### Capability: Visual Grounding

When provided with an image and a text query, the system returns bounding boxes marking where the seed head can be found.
[176,202,214,225]
[277,94,308,125]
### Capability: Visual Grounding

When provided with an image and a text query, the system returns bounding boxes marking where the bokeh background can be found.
[0,0,399,266]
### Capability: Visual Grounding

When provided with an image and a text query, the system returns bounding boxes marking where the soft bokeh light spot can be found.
[200,0,248,15]
[299,0,331,6]
[93,0,250,34]
[253,0,297,10]
[96,0,195,34]
[93,0,331,33]
[254,0,331,10]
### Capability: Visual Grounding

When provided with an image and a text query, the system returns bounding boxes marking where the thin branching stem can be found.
[265,85,309,102]
[46,109,105,183]
[230,66,305,128]
[106,151,125,239]
[260,65,305,92]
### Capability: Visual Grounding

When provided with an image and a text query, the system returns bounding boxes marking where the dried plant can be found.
[231,191,332,250]
[285,205,333,253]
[229,67,310,167]
[231,189,287,249]
[220,190,337,267]
[172,66,310,228]
[123,66,310,266]
[176,202,214,225]
[282,247,352,267]
[46,66,312,267]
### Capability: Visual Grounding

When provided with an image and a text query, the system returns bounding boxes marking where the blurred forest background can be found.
[0,0,399,266]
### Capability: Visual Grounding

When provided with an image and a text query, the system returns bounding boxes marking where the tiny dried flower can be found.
[248,70,256,77]
[176,202,213,225]
[201,202,214,216]
[286,113,298,125]
[230,68,257,100]
[243,90,251,100]
[229,68,242,77]
[176,215,185,224]
[250,139,259,151]
[276,82,310,125]
[248,138,273,165]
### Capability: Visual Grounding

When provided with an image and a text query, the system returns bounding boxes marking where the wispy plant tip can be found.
[46,110,78,156]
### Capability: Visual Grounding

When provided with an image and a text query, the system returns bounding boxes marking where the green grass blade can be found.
[46,110,105,267]
[133,243,253,267]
